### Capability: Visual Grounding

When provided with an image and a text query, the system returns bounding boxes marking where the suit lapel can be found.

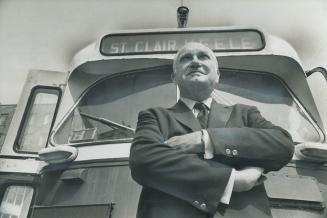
[169,100,202,132]
[208,101,233,128]
[169,100,233,130]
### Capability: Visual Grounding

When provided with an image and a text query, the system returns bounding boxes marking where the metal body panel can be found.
[265,175,323,203]
[0,105,16,150]
[0,172,40,187]
[31,204,114,218]
[0,158,44,174]
[32,161,327,218]
[75,143,130,161]
[35,163,141,218]
[267,163,327,218]
[69,27,301,72]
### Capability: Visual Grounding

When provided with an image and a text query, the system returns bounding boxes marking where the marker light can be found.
[177,6,189,28]
[38,145,78,164]
[294,142,327,163]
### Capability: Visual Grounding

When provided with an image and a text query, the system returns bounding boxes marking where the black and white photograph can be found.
[0,1,326,218]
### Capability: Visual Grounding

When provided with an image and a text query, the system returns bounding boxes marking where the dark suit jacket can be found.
[129,100,294,218]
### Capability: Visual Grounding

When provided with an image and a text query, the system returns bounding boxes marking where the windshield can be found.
[214,69,321,142]
[52,68,321,146]
[53,67,177,145]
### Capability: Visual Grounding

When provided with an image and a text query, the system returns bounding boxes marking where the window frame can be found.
[306,70,327,142]
[14,85,62,154]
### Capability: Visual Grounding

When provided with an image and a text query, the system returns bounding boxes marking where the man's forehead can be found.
[177,43,215,58]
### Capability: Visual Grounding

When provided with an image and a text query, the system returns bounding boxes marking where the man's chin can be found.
[181,84,213,101]
[187,81,214,92]
[188,77,210,85]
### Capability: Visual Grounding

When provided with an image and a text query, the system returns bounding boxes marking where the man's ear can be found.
[216,70,221,82]
[215,76,219,83]
[214,73,220,86]
[171,72,177,83]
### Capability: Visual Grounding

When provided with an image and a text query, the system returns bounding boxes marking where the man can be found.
[129,42,294,218]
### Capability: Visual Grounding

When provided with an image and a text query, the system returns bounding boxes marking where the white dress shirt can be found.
[180,97,235,205]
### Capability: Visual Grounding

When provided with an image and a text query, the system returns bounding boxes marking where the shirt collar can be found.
[180,96,213,111]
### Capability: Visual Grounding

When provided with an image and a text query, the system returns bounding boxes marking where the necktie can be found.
[194,102,209,128]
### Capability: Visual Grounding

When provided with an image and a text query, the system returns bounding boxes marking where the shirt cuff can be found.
[203,130,214,159]
[202,130,234,204]
[220,169,235,205]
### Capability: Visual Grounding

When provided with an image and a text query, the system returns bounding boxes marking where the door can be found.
[0,70,66,218]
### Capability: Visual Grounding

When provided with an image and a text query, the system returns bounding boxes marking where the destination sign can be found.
[100,30,265,56]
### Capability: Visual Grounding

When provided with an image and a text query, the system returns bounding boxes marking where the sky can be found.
[0,0,327,104]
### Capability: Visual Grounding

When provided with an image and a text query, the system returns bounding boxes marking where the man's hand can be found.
[233,167,264,192]
[165,131,204,154]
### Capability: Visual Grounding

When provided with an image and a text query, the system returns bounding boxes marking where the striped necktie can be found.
[194,102,209,128]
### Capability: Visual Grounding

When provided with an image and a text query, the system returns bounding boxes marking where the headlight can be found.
[294,142,327,162]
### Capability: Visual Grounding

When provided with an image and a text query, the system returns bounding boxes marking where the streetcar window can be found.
[16,87,60,153]
[53,68,321,145]
[214,70,320,143]
[0,185,34,218]
[53,67,177,145]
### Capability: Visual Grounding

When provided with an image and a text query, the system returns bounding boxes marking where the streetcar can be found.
[0,24,327,218]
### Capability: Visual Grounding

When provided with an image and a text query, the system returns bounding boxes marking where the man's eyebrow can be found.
[198,51,210,57]
[178,53,191,60]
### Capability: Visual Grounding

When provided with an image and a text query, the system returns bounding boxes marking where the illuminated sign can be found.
[100,29,265,56]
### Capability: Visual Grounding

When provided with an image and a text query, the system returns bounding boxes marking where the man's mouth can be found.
[187,70,205,76]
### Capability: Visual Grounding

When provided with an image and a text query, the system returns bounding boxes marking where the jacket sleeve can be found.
[129,108,232,215]
[207,106,294,172]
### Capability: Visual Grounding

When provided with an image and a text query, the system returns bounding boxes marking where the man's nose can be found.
[190,56,201,67]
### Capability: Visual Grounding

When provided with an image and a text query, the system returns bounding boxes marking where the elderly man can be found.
[129,42,294,218]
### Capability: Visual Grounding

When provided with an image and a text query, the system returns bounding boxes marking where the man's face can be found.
[172,43,219,100]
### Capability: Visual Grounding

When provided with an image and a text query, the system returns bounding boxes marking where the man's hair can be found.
[172,42,219,75]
